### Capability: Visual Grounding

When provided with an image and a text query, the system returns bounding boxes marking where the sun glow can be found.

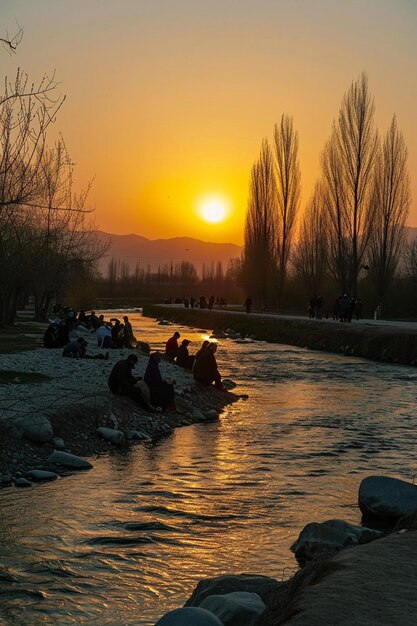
[198,197,229,224]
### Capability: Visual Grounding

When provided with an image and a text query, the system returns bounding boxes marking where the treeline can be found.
[0,65,105,324]
[241,73,414,317]
[97,257,243,302]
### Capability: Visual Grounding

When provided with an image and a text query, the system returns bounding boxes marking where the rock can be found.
[158,320,173,326]
[14,477,32,488]
[0,475,12,487]
[185,574,280,607]
[205,409,219,420]
[26,469,59,482]
[128,430,152,442]
[291,519,383,562]
[222,379,237,389]
[192,408,206,421]
[137,341,151,354]
[155,607,223,626]
[47,450,93,470]
[52,437,65,449]
[200,591,266,625]
[359,475,417,520]
[96,427,125,446]
[210,331,227,338]
[14,415,54,443]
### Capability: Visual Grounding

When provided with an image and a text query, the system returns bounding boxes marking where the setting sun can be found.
[198,197,229,224]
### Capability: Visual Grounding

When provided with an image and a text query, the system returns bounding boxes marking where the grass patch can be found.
[0,320,46,353]
[0,370,51,385]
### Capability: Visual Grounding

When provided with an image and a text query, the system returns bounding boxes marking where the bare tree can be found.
[368,115,410,311]
[321,73,378,296]
[292,182,329,294]
[0,25,23,55]
[242,138,278,308]
[273,114,301,307]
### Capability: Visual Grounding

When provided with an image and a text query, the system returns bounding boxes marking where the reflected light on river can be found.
[1,312,417,624]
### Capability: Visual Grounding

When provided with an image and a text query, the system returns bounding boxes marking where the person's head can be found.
[127,354,138,369]
[201,340,209,350]
[181,339,190,346]
[209,342,218,353]
[173,332,180,339]
[151,351,162,363]
[124,316,129,322]
[99,314,104,321]
[91,311,96,317]
[77,337,88,347]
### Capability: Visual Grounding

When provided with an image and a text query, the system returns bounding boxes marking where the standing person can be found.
[208,296,215,310]
[165,331,180,360]
[144,352,176,412]
[123,315,135,348]
[108,354,148,408]
[193,342,225,390]
[244,296,252,314]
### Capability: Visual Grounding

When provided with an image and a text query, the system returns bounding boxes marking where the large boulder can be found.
[359,475,417,520]
[14,415,54,443]
[185,574,280,607]
[155,607,222,625]
[200,591,266,625]
[291,519,383,562]
[47,450,93,470]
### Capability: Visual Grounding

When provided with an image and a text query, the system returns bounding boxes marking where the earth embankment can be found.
[143,305,417,366]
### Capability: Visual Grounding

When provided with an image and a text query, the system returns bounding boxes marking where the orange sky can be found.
[1,0,416,244]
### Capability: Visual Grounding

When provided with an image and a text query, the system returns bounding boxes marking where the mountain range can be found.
[95,231,242,276]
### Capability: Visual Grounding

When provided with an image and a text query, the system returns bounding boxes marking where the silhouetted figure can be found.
[356,299,363,320]
[144,352,176,412]
[200,296,207,309]
[339,294,351,322]
[123,315,135,348]
[62,337,108,359]
[244,296,252,314]
[165,331,180,360]
[193,342,225,390]
[176,339,195,369]
[108,354,147,408]
[208,296,215,310]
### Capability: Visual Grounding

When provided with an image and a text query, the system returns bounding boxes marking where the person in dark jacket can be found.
[176,339,195,369]
[123,316,135,348]
[62,337,108,359]
[165,331,180,360]
[144,352,176,412]
[192,342,225,390]
[108,354,147,407]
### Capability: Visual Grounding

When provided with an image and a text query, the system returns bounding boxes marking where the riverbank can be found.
[143,304,417,366]
[0,326,238,485]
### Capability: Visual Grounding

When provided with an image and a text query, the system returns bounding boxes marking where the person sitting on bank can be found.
[165,331,180,360]
[96,323,113,349]
[176,339,195,369]
[193,342,225,390]
[108,354,148,408]
[144,352,176,413]
[62,337,109,359]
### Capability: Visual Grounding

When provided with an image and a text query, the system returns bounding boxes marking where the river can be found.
[1,312,417,625]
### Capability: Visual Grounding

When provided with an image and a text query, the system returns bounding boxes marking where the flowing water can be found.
[1,312,417,625]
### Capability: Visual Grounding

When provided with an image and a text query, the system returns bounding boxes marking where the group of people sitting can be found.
[108,352,177,414]
[164,331,226,391]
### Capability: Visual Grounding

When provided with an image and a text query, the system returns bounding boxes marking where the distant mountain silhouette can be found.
[96,231,242,276]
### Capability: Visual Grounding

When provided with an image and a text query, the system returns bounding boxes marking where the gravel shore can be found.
[0,332,238,483]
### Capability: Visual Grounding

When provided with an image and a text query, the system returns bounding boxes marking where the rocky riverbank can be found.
[156,475,417,625]
[0,330,238,487]
[143,305,417,366]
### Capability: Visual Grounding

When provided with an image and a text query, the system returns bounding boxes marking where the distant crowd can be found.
[43,305,227,414]
[308,294,364,322]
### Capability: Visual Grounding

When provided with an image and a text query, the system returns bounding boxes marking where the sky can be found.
[1,0,416,244]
